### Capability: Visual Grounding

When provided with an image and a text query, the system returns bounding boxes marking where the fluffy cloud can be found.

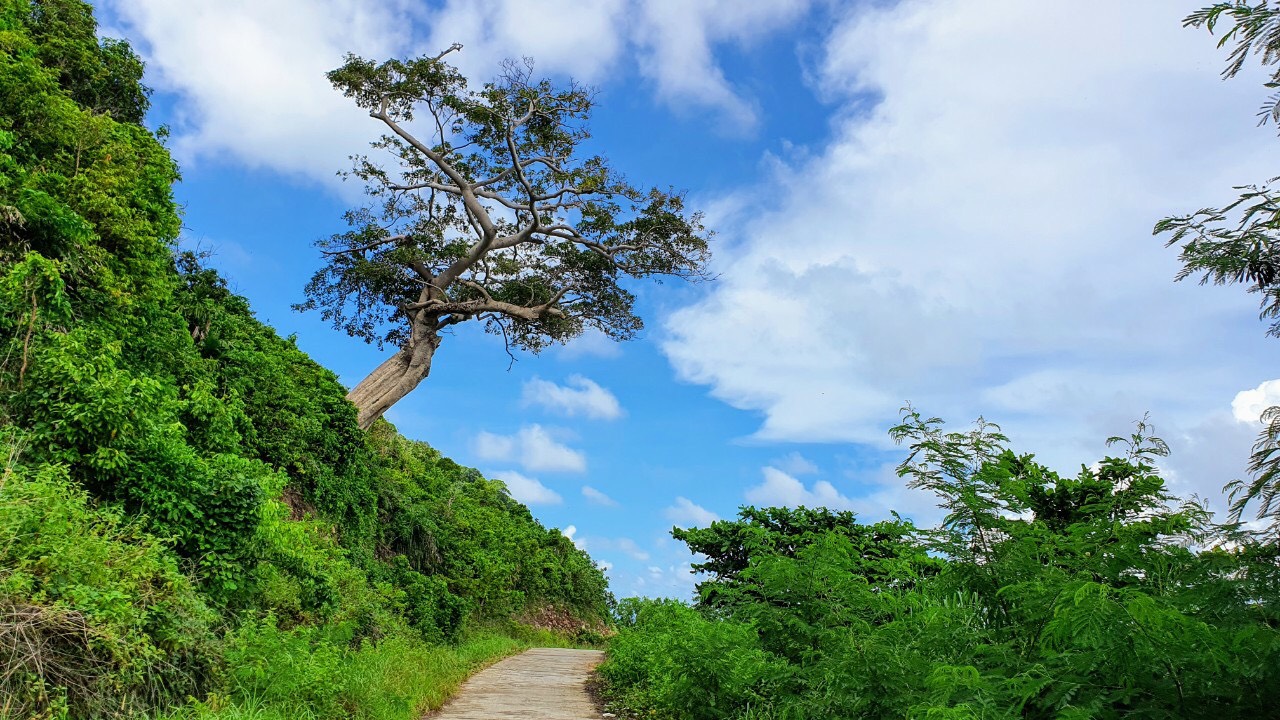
[412,0,628,83]
[740,463,949,524]
[641,563,700,600]
[664,0,1277,487]
[844,462,947,527]
[491,470,563,505]
[663,496,719,527]
[560,524,586,549]
[473,425,586,473]
[1232,379,1280,425]
[104,0,416,181]
[523,376,623,420]
[582,485,620,507]
[745,466,856,510]
[103,0,801,184]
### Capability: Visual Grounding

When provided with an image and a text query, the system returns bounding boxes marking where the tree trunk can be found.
[347,332,441,430]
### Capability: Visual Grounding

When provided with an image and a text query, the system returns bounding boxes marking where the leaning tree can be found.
[298,47,712,429]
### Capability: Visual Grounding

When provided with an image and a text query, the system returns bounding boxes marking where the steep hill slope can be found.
[0,2,610,717]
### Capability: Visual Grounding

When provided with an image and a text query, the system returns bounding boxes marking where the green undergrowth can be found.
[156,619,606,720]
[158,629,527,720]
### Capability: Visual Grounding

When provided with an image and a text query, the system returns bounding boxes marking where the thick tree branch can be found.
[406,296,566,321]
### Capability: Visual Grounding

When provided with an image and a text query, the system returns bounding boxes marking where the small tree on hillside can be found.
[298,47,712,429]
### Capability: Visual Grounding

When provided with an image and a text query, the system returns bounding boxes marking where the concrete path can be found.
[430,647,606,719]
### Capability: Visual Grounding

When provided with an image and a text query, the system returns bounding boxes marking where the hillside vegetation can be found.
[0,2,610,718]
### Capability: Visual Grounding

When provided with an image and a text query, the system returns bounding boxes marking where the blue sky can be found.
[98,0,1280,598]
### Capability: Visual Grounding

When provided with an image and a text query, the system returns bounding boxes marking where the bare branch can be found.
[371,111,498,242]
[321,233,409,256]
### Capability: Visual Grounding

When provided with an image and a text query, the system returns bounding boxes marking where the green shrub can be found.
[377,556,465,644]
[601,599,785,720]
[0,448,219,718]
[601,417,1280,719]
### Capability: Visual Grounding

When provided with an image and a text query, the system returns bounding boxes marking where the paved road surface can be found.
[431,647,606,719]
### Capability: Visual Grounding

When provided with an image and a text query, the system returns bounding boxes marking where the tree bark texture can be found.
[347,331,441,430]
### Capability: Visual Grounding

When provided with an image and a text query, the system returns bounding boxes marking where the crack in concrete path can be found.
[430,647,606,719]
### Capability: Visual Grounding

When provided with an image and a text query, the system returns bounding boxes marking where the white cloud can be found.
[745,466,857,510]
[582,485,620,507]
[1160,410,1253,516]
[473,431,515,460]
[560,524,586,549]
[640,563,700,600]
[523,376,624,420]
[663,496,720,527]
[629,0,811,130]
[473,424,587,473]
[663,0,1278,488]
[106,0,415,182]
[414,0,628,83]
[1232,379,1280,424]
[104,0,801,185]
[492,470,563,505]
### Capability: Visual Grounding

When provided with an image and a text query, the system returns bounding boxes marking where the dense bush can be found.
[599,414,1280,719]
[0,438,220,718]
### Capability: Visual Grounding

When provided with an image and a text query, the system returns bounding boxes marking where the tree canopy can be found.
[299,48,712,428]
[1156,0,1280,529]
[600,414,1279,719]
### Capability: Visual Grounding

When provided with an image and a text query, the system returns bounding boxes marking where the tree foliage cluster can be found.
[599,413,1280,719]
[0,2,610,717]
[1158,0,1280,528]
[299,47,711,429]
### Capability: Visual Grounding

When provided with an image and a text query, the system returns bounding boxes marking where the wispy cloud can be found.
[582,485,620,507]
[523,376,623,420]
[663,496,719,527]
[589,536,650,561]
[770,451,819,476]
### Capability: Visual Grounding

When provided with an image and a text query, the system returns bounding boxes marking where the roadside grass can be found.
[159,628,526,720]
